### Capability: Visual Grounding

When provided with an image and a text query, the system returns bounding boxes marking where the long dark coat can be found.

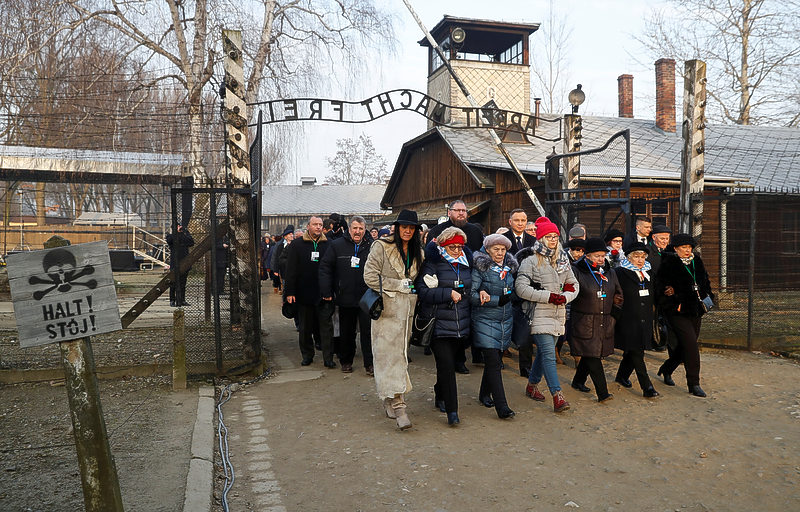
[614,267,655,351]
[283,232,328,305]
[166,229,194,267]
[569,257,622,358]
[318,232,372,308]
[415,242,473,340]
[655,253,714,318]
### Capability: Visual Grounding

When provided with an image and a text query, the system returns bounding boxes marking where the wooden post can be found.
[60,339,124,512]
[223,28,259,362]
[562,113,582,228]
[173,308,187,390]
[39,236,123,512]
[679,59,707,245]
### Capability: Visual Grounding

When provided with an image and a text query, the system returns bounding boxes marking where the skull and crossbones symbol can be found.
[29,249,97,300]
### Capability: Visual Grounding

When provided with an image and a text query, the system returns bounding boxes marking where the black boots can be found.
[657,368,675,386]
[689,385,707,397]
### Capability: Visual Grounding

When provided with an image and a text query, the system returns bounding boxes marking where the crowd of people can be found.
[259,202,714,431]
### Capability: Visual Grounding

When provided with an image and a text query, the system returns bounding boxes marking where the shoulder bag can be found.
[359,275,384,320]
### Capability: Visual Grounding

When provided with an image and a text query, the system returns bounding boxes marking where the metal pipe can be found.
[401,0,546,217]
[747,192,756,350]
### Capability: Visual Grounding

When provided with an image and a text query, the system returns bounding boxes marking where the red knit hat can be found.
[534,217,559,239]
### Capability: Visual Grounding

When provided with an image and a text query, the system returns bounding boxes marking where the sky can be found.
[276,0,669,185]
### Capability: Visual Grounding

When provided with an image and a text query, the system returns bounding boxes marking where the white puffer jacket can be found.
[515,249,579,336]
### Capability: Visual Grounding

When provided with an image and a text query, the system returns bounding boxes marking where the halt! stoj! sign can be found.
[7,241,122,348]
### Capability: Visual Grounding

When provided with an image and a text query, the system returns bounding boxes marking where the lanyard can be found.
[354,242,360,256]
[683,260,697,283]
[585,260,603,291]
[311,239,319,252]
[447,261,460,280]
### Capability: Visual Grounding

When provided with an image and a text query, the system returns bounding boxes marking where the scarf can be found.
[533,240,571,274]
[620,257,651,281]
[439,246,469,267]
[490,264,511,280]
[586,259,609,282]
[680,253,695,265]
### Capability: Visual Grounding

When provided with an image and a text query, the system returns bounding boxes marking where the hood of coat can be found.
[515,246,536,265]
[423,240,473,265]
[302,231,327,243]
[574,255,611,275]
[473,248,518,273]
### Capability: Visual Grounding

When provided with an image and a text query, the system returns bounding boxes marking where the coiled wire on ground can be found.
[216,369,271,512]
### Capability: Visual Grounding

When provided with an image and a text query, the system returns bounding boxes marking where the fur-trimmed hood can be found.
[516,246,536,265]
[473,248,518,273]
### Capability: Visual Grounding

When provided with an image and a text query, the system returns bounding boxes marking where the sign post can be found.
[7,240,124,512]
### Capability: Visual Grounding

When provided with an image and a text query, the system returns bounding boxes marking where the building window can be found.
[782,211,800,254]
[632,199,670,228]
[430,37,449,73]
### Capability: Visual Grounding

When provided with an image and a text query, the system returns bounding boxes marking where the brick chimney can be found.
[617,74,633,118]
[655,58,676,132]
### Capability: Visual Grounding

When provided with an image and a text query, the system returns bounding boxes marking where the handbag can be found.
[359,275,383,320]
[409,302,436,348]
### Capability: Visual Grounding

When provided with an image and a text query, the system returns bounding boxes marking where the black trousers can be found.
[214,266,226,295]
[297,302,334,363]
[338,306,373,368]
[479,348,509,412]
[518,336,533,373]
[660,315,702,386]
[454,333,481,365]
[170,272,189,303]
[574,356,610,399]
[431,337,461,413]
[616,350,653,390]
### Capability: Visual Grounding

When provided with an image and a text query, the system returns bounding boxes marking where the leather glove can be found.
[562,283,575,293]
[613,294,624,306]
[548,293,567,305]
[498,293,512,306]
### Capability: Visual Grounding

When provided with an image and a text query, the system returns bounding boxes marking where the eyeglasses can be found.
[449,208,467,213]
[445,245,464,251]
[543,234,559,241]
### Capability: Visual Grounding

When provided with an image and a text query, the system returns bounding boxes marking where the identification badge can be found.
[639,289,650,297]
[350,256,360,268]
[503,287,510,295]
[692,284,699,292]
[597,291,607,299]
[454,279,464,288]
[311,251,320,261]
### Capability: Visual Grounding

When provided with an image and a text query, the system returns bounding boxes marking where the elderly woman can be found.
[569,237,623,403]
[655,233,714,397]
[515,217,579,413]
[613,242,659,398]
[471,234,518,419]
[604,229,625,268]
[363,210,425,430]
[416,227,473,426]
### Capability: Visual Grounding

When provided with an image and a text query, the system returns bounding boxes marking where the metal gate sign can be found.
[7,241,122,348]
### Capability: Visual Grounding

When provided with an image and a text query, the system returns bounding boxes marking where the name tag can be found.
[597,291,606,299]
[454,280,464,288]
[639,289,650,297]
[692,284,699,292]
[350,256,360,268]
[311,251,320,261]
[503,287,511,295]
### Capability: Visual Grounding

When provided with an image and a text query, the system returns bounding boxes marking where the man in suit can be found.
[624,217,653,248]
[503,209,536,377]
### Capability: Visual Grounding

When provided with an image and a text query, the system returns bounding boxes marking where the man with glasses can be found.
[426,199,484,252]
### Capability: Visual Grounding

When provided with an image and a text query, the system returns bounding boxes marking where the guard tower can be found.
[420,15,539,127]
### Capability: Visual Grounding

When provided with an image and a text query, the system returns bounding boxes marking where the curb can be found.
[183,386,216,512]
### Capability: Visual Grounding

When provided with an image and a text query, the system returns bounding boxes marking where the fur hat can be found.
[671,233,696,248]
[483,233,512,250]
[281,224,295,237]
[534,216,559,239]
[567,238,587,250]
[625,241,650,255]
[603,228,625,244]
[585,237,609,254]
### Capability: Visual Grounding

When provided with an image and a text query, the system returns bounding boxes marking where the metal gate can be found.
[544,129,632,237]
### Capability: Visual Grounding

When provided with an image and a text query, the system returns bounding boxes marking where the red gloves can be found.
[562,283,575,293]
[548,293,567,305]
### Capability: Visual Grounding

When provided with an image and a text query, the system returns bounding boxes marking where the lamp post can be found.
[568,84,585,114]
[563,84,586,231]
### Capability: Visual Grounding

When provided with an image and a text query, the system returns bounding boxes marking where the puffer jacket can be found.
[570,257,622,358]
[470,249,518,350]
[514,247,579,336]
[415,242,473,340]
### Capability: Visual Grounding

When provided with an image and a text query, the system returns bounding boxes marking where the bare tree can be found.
[324,134,388,185]
[530,0,572,114]
[636,0,800,125]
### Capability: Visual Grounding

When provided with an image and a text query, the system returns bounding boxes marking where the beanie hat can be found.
[483,233,512,250]
[585,237,609,254]
[534,216,559,240]
[603,228,625,244]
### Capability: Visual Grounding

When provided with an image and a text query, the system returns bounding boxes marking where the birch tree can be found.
[530,0,572,114]
[325,134,388,185]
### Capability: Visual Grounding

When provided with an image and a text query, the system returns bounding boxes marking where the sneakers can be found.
[553,391,570,412]
[525,383,546,402]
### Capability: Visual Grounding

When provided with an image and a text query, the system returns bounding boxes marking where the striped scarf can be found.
[438,246,469,267]
[533,240,571,273]
[490,264,511,280]
[620,257,651,281]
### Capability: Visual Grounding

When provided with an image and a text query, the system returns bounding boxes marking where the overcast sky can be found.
[273,0,669,184]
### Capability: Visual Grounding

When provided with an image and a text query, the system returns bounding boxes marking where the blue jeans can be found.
[528,333,561,393]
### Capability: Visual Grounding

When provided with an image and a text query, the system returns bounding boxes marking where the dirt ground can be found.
[0,375,197,512]
[219,292,800,512]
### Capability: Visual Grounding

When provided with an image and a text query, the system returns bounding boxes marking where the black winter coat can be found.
[283,233,328,305]
[318,233,372,308]
[614,267,655,352]
[655,253,713,318]
[415,242,473,340]
[569,258,622,358]
[167,229,195,267]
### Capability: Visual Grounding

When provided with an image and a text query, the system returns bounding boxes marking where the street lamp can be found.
[568,84,586,114]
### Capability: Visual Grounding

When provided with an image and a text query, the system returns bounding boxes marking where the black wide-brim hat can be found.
[394,209,421,227]
[625,241,650,255]
[671,233,696,248]
[281,300,297,319]
[585,237,609,254]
